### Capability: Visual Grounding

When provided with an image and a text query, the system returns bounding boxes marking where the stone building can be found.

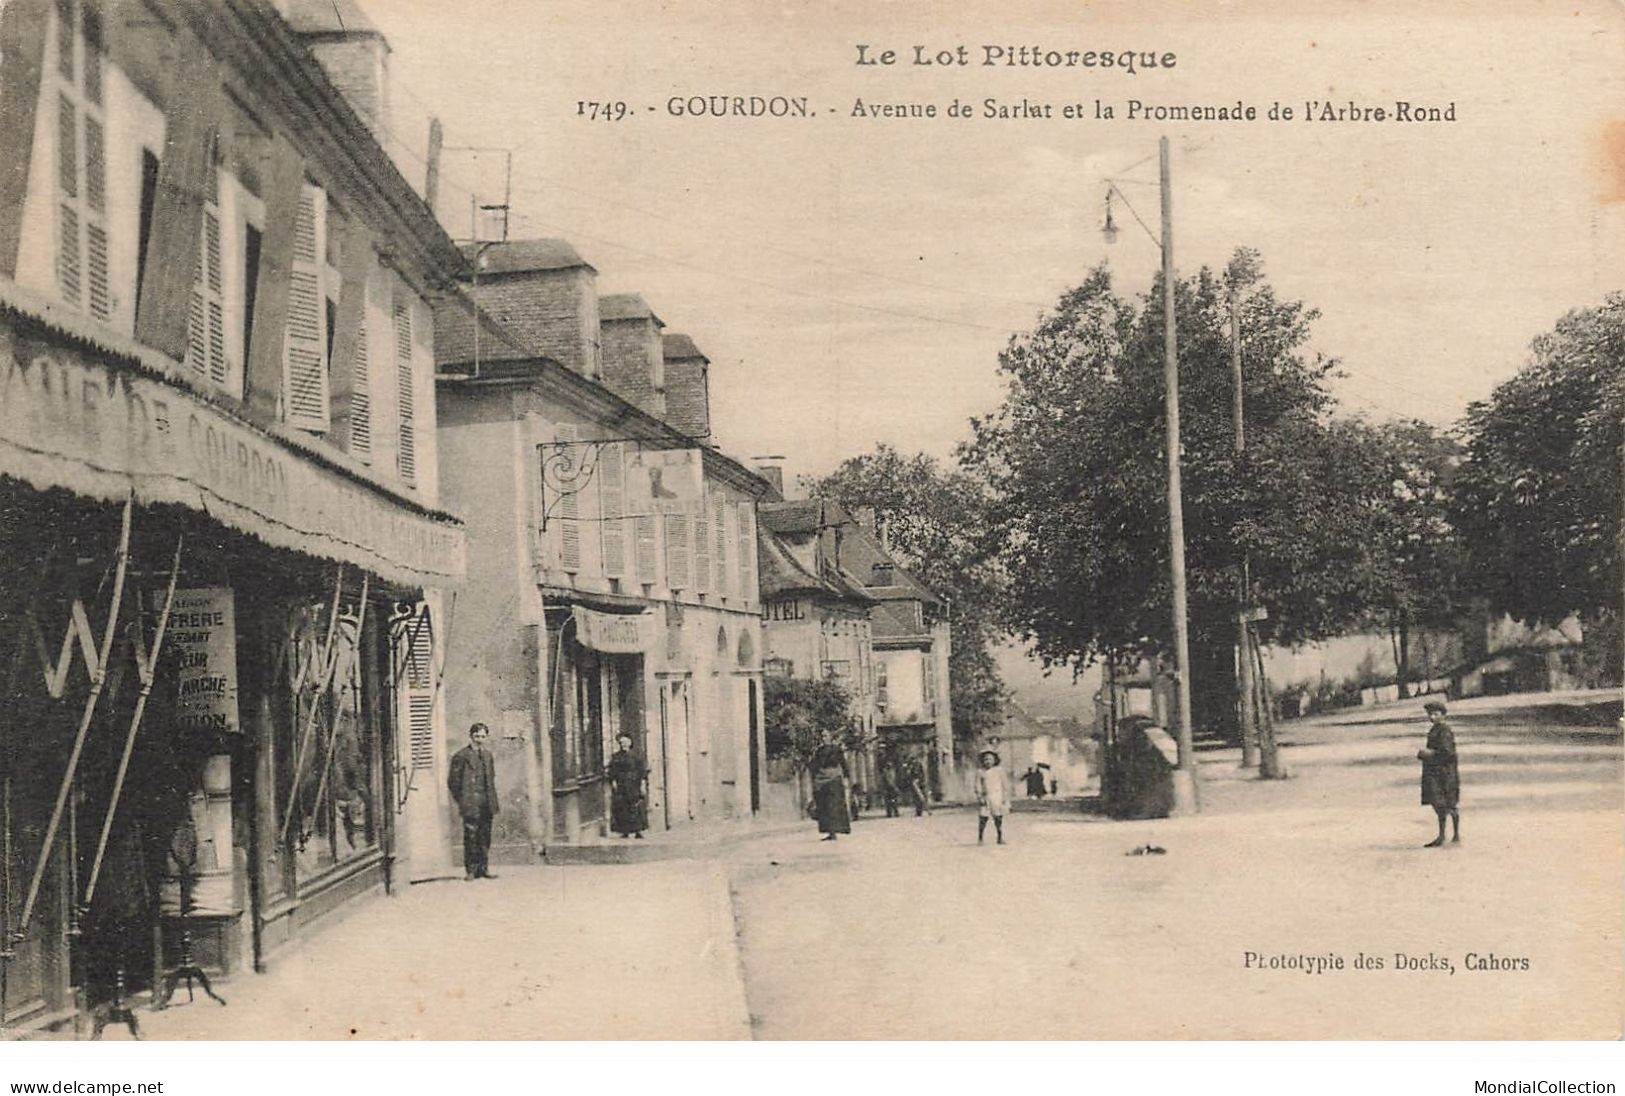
[434,240,773,859]
[0,0,464,1031]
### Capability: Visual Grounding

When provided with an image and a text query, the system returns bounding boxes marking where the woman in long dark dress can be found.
[1417,699,1460,847]
[810,741,851,841]
[607,734,648,839]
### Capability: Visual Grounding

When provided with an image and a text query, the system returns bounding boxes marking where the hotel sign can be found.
[0,320,464,587]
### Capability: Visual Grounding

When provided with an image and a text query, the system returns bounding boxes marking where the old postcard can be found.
[0,0,1620,1062]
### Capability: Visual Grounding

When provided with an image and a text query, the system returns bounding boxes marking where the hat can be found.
[1423,699,1448,714]
[978,748,1001,764]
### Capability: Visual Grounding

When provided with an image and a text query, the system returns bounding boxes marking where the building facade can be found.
[434,240,771,860]
[0,0,464,1032]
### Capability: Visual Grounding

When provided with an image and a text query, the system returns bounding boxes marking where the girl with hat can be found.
[975,748,1011,845]
[1417,699,1460,847]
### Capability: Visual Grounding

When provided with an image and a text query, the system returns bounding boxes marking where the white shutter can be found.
[737,503,755,605]
[634,515,658,584]
[394,296,416,480]
[283,184,329,430]
[665,513,690,591]
[350,316,373,463]
[600,442,626,577]
[554,424,581,572]
[693,494,711,594]
[713,495,728,594]
[404,608,435,771]
[186,199,226,386]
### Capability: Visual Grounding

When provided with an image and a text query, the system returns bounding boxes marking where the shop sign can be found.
[627,448,703,515]
[573,607,656,654]
[0,322,464,586]
[169,587,240,734]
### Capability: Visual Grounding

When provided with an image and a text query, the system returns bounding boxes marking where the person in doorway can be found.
[880,760,901,818]
[449,722,499,879]
[810,739,851,841]
[976,749,1011,844]
[607,733,649,839]
[1417,699,1460,847]
[905,757,929,817]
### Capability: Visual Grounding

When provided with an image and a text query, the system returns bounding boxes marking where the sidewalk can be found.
[124,861,751,1040]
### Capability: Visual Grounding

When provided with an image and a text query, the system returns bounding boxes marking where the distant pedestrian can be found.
[607,733,648,839]
[449,722,499,879]
[904,757,929,816]
[881,761,900,818]
[1417,699,1460,847]
[976,749,1010,845]
[810,740,851,841]
[850,782,864,821]
[1024,766,1046,799]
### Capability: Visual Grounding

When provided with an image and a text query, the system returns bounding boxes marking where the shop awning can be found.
[0,282,464,589]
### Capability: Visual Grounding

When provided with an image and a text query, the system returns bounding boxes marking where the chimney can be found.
[599,294,666,416]
[754,462,785,499]
[662,334,710,439]
[283,0,392,137]
[463,240,601,378]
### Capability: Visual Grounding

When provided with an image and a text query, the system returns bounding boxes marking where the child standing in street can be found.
[1417,698,1460,847]
[975,748,1011,845]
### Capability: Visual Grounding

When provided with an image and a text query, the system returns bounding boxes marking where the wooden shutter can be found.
[349,317,372,462]
[713,495,728,593]
[554,424,581,572]
[664,513,690,591]
[55,94,78,304]
[82,112,108,321]
[737,503,755,605]
[693,493,711,594]
[394,295,415,480]
[634,515,658,584]
[283,183,329,431]
[185,195,226,386]
[599,442,626,577]
[403,607,435,771]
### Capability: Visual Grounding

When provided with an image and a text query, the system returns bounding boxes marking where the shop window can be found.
[273,594,378,891]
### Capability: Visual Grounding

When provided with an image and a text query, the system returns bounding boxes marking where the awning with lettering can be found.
[572,607,657,654]
[0,282,464,589]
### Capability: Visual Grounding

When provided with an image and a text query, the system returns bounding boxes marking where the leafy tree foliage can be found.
[961,250,1392,731]
[763,676,863,767]
[1453,294,1624,631]
[807,446,1008,747]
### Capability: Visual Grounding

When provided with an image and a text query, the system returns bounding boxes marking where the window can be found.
[764,657,793,679]
[134,149,159,313]
[51,0,111,324]
[876,661,889,711]
[599,442,626,577]
[183,158,230,392]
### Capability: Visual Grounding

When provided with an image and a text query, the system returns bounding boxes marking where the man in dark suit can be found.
[449,722,499,879]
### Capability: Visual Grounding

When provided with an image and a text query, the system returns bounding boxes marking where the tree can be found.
[1343,419,1464,695]
[1453,295,1624,646]
[807,446,1008,748]
[763,676,864,768]
[961,250,1388,736]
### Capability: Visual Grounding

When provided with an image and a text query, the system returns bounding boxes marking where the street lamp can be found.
[1102,136,1199,814]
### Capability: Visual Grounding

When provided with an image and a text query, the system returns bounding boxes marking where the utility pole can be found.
[1230,289,1258,770]
[1160,137,1199,813]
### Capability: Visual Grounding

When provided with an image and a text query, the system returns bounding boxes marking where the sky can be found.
[360,0,1625,488]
